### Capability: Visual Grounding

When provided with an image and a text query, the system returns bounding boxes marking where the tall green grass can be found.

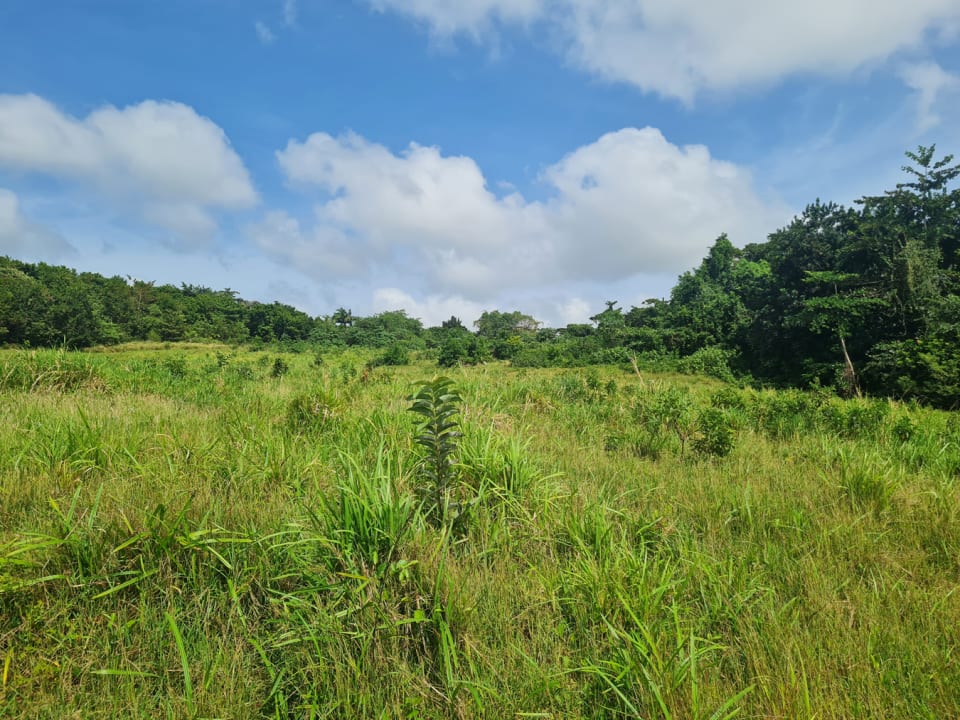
[0,346,958,718]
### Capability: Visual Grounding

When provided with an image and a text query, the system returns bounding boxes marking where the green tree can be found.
[474,310,539,338]
[332,307,354,327]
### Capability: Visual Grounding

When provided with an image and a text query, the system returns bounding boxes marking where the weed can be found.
[408,377,463,527]
[1,345,958,719]
[286,389,339,434]
[270,357,289,378]
[317,446,417,576]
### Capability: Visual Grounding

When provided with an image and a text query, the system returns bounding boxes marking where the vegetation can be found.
[1,345,959,718]
[3,147,959,406]
[1,147,958,715]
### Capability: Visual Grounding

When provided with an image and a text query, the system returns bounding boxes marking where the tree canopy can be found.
[2,146,959,406]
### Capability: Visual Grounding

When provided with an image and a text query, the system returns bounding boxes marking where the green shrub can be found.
[678,346,736,383]
[627,386,696,457]
[373,343,409,367]
[693,407,736,458]
[842,400,889,439]
[231,363,255,381]
[162,356,188,378]
[751,390,817,439]
[889,415,916,443]
[710,386,745,411]
[271,357,289,378]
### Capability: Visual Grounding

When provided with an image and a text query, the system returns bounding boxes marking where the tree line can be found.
[2,146,958,406]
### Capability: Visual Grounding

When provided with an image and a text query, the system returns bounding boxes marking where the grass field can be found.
[1,345,959,718]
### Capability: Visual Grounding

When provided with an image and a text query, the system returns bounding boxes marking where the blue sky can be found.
[1,0,959,326]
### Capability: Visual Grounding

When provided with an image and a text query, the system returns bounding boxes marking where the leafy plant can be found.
[630,386,696,457]
[270,357,289,378]
[408,377,463,526]
[372,342,410,367]
[693,407,735,458]
[162,355,188,378]
[679,346,737,383]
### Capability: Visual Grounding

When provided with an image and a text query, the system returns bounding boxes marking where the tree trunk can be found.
[839,333,861,398]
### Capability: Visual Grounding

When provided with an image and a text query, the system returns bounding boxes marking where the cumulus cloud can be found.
[0,94,257,243]
[898,60,960,132]
[276,130,550,295]
[0,188,74,260]
[372,287,487,327]
[540,128,781,276]
[366,0,960,101]
[247,209,368,277]
[259,126,785,303]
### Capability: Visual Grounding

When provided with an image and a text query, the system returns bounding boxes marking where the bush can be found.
[162,356,188,378]
[438,335,489,367]
[372,343,410,367]
[438,336,469,368]
[693,407,736,458]
[751,390,817,439]
[231,363,255,381]
[271,357,289,378]
[889,415,916,443]
[710,386,745,411]
[628,385,696,457]
[510,346,556,368]
[678,346,736,383]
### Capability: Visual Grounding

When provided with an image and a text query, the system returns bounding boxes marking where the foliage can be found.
[371,342,410,367]
[692,407,736,457]
[3,145,960,406]
[1,347,960,718]
[317,446,418,576]
[678,346,736,383]
[437,332,489,367]
[270,356,289,378]
[408,376,463,526]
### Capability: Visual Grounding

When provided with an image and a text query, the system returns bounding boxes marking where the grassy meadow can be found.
[1,345,959,718]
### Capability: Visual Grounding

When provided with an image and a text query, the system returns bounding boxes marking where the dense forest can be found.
[2,146,958,406]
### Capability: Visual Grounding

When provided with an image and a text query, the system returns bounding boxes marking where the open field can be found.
[1,345,959,718]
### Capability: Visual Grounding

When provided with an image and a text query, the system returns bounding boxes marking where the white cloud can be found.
[372,287,487,327]
[0,94,257,243]
[248,209,368,277]
[0,188,74,260]
[142,203,220,245]
[368,0,543,36]
[276,130,550,295]
[556,297,592,325]
[366,0,960,101]
[262,126,785,304]
[540,128,781,277]
[255,21,277,45]
[283,0,298,26]
[899,60,960,132]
